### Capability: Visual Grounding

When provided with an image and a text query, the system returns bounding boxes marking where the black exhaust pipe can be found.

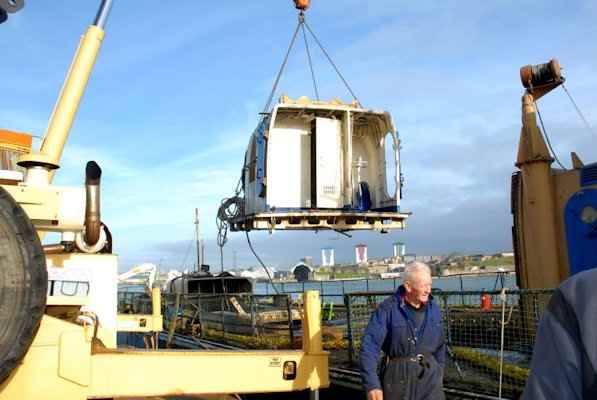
[84,161,102,246]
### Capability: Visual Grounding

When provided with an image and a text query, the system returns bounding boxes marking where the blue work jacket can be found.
[359,286,446,398]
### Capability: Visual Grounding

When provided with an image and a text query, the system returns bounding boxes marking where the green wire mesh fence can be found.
[117,285,553,398]
[343,289,554,399]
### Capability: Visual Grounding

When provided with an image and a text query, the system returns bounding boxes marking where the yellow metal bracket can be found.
[59,330,91,386]
[0,293,329,400]
[117,314,163,333]
[1,184,85,232]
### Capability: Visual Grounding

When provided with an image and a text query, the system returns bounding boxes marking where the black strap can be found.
[547,288,597,398]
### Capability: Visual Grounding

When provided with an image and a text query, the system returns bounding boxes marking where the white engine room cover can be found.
[316,117,343,208]
[267,119,311,208]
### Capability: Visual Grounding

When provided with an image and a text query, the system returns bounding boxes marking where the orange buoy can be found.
[293,0,310,11]
[480,293,492,311]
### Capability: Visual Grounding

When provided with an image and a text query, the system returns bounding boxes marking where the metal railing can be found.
[161,292,297,350]
[258,272,515,298]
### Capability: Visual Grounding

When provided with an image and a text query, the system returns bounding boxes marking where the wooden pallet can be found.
[230,210,409,232]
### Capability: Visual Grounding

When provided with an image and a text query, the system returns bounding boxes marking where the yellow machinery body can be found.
[512,60,597,289]
[0,282,328,399]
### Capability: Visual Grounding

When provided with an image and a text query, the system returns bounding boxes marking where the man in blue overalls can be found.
[360,262,446,400]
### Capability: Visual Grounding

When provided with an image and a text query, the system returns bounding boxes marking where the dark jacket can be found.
[522,269,597,400]
[359,286,446,399]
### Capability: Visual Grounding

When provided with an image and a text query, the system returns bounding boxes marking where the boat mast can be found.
[194,208,204,272]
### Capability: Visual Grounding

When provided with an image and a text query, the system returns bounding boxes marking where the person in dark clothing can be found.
[360,262,446,400]
[522,268,597,399]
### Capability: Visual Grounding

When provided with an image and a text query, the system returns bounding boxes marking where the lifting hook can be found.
[293,0,310,12]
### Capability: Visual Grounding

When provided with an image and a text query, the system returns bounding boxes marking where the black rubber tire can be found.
[0,187,47,384]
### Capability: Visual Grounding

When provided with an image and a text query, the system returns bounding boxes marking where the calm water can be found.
[255,273,517,303]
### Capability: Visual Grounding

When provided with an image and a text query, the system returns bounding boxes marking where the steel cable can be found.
[216,194,244,271]
[263,12,361,113]
[301,22,320,101]
[262,16,303,114]
[179,238,194,272]
[303,19,361,106]
[534,100,567,170]
[245,231,279,294]
[562,83,597,139]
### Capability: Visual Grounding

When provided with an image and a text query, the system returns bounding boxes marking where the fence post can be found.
[366,279,369,292]
[459,275,464,305]
[250,295,257,336]
[197,294,204,338]
[342,280,345,295]
[442,294,451,343]
[286,295,295,348]
[442,293,464,379]
[221,295,226,339]
[532,292,539,324]
[345,294,355,367]
[166,293,180,348]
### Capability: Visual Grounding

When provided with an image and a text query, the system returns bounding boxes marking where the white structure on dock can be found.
[321,247,335,267]
[393,242,406,258]
[355,244,368,264]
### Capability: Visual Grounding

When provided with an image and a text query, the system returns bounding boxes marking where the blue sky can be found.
[1,1,596,272]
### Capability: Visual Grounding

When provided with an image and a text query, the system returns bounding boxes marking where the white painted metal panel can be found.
[267,119,311,208]
[46,254,118,348]
[316,117,343,208]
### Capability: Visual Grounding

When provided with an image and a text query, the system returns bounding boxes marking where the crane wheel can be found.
[0,187,47,384]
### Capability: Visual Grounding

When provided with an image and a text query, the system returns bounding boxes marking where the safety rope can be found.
[533,100,567,170]
[562,83,597,139]
[498,288,514,399]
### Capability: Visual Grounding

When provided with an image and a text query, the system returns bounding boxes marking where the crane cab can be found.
[233,96,409,232]
[0,129,31,185]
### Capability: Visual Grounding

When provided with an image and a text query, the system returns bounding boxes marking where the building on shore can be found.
[355,244,368,264]
[321,247,335,267]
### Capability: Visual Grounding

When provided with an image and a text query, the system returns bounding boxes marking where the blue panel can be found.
[565,189,597,275]
[580,162,597,187]
[356,182,372,211]
[255,118,268,197]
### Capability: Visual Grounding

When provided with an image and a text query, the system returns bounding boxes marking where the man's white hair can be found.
[403,261,431,284]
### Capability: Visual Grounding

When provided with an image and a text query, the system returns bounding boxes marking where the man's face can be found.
[405,271,432,305]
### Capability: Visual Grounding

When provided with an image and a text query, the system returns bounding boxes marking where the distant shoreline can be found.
[268,269,516,284]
